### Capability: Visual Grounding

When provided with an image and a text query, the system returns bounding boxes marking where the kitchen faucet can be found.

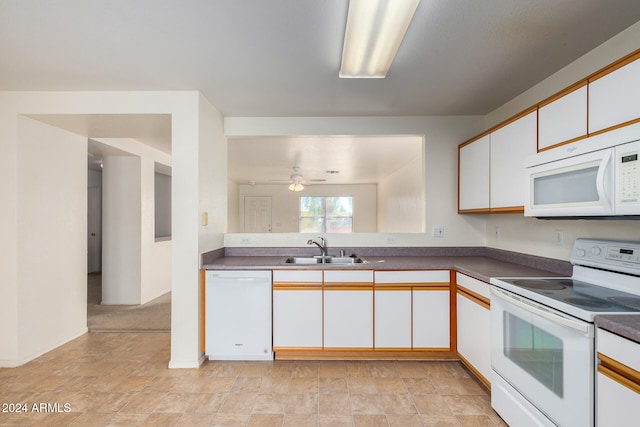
[307,237,328,258]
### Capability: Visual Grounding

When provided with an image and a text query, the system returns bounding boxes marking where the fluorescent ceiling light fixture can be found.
[340,0,420,78]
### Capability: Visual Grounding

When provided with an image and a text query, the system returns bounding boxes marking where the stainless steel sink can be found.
[284,256,365,265]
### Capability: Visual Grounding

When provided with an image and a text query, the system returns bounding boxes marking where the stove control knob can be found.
[576,248,586,257]
[591,246,602,256]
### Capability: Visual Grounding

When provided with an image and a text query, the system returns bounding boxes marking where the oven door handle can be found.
[491,287,593,336]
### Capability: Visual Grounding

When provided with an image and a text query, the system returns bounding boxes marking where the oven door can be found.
[491,286,595,427]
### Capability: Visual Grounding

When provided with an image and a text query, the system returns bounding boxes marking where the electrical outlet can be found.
[432,226,444,238]
[495,226,501,239]
[240,237,252,244]
[555,230,564,246]
[386,235,397,244]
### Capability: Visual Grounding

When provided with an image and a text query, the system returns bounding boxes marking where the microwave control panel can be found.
[620,152,639,202]
[616,140,640,213]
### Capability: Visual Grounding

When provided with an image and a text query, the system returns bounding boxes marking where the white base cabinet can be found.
[456,273,491,385]
[324,290,373,348]
[414,290,450,349]
[323,270,374,349]
[596,328,640,426]
[374,290,412,349]
[273,290,322,348]
[374,270,451,350]
[272,270,323,349]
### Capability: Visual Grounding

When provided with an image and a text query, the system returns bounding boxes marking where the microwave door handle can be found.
[596,150,613,209]
[490,287,592,336]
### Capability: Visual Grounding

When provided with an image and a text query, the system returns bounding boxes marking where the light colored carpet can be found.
[87,273,171,332]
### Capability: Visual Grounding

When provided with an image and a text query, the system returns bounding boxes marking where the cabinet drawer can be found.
[273,269,322,283]
[456,272,490,300]
[375,270,449,284]
[597,328,640,372]
[324,269,373,284]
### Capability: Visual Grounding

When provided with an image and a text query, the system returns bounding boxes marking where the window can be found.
[300,196,353,233]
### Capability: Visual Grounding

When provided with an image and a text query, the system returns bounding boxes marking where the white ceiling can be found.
[4,1,640,184]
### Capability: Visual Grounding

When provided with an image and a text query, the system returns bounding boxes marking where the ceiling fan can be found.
[270,166,326,191]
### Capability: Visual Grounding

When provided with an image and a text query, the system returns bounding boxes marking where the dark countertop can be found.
[202,254,568,284]
[595,315,640,344]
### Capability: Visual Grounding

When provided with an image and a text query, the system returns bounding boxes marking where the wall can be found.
[0,91,206,368]
[227,180,240,233]
[102,155,142,304]
[16,117,88,365]
[235,183,377,233]
[377,156,424,233]
[483,20,640,260]
[194,94,227,365]
[224,116,486,248]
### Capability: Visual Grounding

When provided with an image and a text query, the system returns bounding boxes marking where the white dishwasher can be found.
[205,270,273,360]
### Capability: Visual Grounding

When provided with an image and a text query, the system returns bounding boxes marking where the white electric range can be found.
[490,239,640,427]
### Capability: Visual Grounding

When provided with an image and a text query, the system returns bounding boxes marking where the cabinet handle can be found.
[598,352,640,394]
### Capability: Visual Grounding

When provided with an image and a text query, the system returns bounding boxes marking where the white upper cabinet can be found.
[538,85,588,150]
[459,134,490,211]
[490,111,537,209]
[589,56,640,134]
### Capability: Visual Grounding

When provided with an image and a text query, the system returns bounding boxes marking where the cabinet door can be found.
[538,85,587,150]
[324,270,374,349]
[597,371,640,425]
[456,293,491,384]
[490,111,537,209]
[324,289,373,348]
[272,270,323,349]
[596,328,640,426]
[374,289,412,349]
[589,57,640,134]
[413,289,450,349]
[456,273,491,384]
[459,135,490,211]
[273,289,322,348]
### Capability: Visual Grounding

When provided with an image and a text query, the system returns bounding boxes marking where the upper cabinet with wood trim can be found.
[589,54,640,135]
[458,111,537,213]
[459,134,490,212]
[538,84,588,151]
[459,49,640,215]
[490,110,537,210]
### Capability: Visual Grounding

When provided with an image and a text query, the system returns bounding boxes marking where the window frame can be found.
[299,195,354,233]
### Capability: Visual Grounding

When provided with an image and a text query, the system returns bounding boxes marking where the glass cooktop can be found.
[492,277,640,321]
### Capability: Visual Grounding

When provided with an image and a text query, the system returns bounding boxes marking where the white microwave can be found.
[525,126,640,218]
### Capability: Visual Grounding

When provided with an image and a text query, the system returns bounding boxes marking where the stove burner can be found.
[512,279,567,290]
[563,297,613,308]
[608,296,640,309]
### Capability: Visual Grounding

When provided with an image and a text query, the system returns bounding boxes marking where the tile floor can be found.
[0,332,507,426]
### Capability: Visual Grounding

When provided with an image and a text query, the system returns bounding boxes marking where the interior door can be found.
[244,196,272,232]
[87,187,102,273]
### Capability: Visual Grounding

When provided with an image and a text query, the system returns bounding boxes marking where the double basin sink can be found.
[284,256,366,265]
